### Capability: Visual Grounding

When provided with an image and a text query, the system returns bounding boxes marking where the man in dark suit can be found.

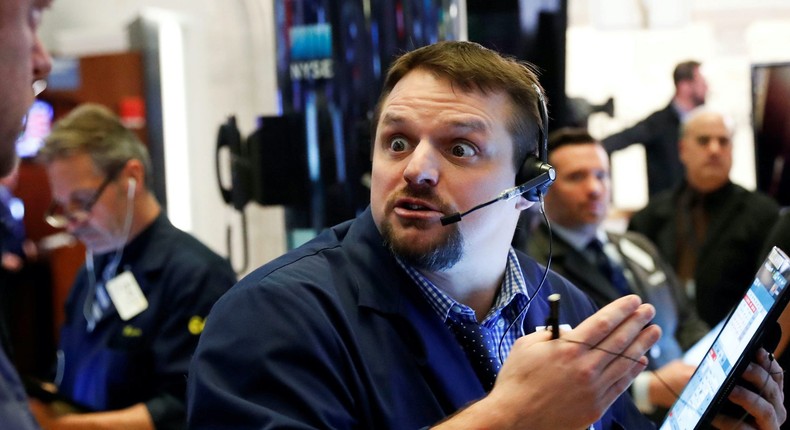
[602,60,707,197]
[629,108,780,329]
[517,128,710,420]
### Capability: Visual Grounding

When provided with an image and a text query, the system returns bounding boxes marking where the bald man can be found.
[629,108,780,328]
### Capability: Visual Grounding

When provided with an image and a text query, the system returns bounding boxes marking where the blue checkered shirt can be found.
[397,248,531,366]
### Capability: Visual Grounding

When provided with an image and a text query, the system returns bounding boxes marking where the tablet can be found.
[660,246,790,430]
[681,319,724,366]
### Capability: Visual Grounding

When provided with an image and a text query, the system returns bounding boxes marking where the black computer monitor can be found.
[752,62,790,206]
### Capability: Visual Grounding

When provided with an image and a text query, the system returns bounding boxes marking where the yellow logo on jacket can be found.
[122,325,143,337]
[188,316,205,335]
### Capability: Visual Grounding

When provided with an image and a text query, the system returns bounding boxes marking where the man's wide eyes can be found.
[386,137,477,157]
[451,142,476,157]
[389,137,408,152]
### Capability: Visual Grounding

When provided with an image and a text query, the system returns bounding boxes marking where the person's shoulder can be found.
[630,190,675,224]
[157,221,233,268]
[615,229,649,245]
[737,184,780,210]
[645,102,678,121]
[722,184,780,226]
[132,217,237,290]
[646,187,676,207]
[614,230,663,256]
[208,229,353,327]
[228,223,350,295]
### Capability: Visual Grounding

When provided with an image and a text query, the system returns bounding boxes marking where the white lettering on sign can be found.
[290,59,334,80]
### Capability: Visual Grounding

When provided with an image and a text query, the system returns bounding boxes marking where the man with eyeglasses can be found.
[0,0,53,428]
[30,103,237,430]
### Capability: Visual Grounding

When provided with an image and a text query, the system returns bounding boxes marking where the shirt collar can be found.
[550,222,605,252]
[396,248,530,325]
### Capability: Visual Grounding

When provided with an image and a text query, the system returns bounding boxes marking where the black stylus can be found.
[547,293,561,339]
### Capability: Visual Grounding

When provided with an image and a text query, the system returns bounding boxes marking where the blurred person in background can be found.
[516,128,709,423]
[31,104,236,430]
[602,60,708,197]
[629,108,779,328]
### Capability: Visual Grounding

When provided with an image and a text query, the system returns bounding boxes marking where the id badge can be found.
[106,271,149,320]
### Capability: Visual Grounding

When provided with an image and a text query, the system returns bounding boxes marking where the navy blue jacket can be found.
[0,347,39,430]
[188,208,652,429]
[58,214,236,430]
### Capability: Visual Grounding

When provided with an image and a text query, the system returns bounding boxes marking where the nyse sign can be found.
[289,23,332,82]
[290,59,334,81]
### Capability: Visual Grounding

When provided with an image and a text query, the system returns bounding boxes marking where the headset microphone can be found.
[439,166,555,225]
[440,84,555,226]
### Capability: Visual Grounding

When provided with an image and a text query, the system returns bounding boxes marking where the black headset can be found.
[515,84,555,202]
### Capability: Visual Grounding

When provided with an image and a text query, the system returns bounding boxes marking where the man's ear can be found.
[120,159,145,191]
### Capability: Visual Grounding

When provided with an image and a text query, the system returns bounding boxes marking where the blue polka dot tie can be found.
[448,317,500,391]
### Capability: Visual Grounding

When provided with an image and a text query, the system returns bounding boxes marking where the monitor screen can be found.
[752,62,790,206]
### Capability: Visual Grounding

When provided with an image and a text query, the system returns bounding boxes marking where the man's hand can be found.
[712,348,786,430]
[2,251,23,272]
[29,398,59,428]
[28,399,155,430]
[434,295,661,430]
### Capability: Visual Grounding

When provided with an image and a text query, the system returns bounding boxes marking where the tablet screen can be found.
[660,246,790,430]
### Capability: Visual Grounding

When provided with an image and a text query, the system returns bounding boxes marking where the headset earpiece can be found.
[515,85,555,202]
[517,155,552,202]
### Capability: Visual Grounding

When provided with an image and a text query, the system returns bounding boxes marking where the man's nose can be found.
[708,138,726,154]
[402,141,439,187]
[587,176,604,196]
[32,35,53,82]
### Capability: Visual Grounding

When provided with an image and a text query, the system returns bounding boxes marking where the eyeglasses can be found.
[45,174,116,228]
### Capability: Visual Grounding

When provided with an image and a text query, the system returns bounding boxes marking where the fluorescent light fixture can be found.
[139,9,192,232]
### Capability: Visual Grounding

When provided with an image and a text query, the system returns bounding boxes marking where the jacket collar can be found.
[338,208,488,403]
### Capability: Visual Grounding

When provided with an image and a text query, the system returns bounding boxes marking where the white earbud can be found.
[127,177,137,199]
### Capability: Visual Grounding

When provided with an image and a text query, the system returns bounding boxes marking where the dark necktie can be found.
[676,191,708,291]
[587,239,631,296]
[447,316,500,391]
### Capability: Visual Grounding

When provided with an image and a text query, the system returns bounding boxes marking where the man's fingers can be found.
[599,323,660,393]
[571,295,644,347]
[579,302,659,375]
[513,328,553,349]
[757,348,784,392]
[733,356,786,428]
